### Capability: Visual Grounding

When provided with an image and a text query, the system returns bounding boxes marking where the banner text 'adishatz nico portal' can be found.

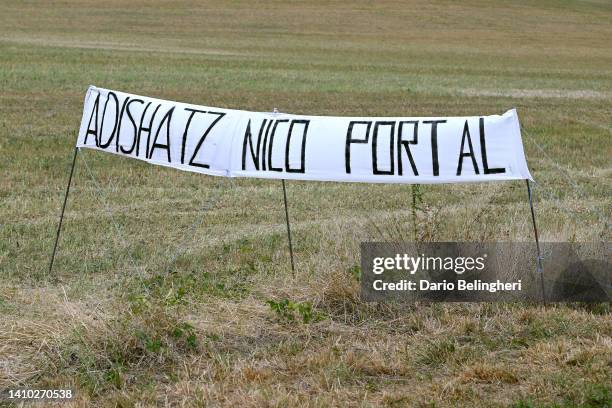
[77,86,533,184]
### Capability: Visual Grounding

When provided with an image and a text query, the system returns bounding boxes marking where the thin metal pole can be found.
[411,184,418,241]
[526,179,546,304]
[48,147,79,275]
[281,179,295,275]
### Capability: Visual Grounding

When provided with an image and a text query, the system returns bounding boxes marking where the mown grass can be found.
[1,0,611,406]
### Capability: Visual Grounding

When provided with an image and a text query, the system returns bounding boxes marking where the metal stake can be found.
[48,147,79,275]
[526,179,546,304]
[281,179,295,275]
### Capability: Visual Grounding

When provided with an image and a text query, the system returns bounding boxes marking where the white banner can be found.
[77,86,533,184]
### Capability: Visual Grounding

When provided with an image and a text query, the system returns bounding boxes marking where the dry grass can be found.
[1,0,611,406]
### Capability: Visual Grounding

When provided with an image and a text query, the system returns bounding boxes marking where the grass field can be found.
[1,0,611,406]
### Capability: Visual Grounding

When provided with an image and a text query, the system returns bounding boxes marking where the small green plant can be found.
[295,302,316,323]
[584,383,611,407]
[165,286,187,306]
[347,265,361,281]
[105,366,123,389]
[134,330,163,354]
[266,299,324,323]
[171,322,198,349]
[267,299,295,321]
